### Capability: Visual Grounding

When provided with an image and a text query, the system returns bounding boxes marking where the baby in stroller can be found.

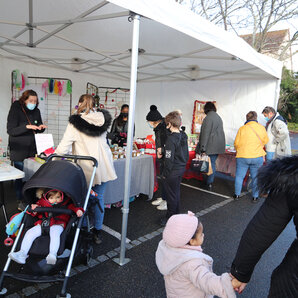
[9,188,84,265]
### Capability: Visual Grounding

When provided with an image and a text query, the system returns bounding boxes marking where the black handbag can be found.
[190,155,209,173]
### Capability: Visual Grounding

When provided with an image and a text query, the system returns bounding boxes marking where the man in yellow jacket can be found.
[234,111,269,202]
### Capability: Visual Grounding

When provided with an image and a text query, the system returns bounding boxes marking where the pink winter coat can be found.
[156,240,236,298]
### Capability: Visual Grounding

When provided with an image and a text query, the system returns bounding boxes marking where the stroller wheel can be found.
[0,288,7,295]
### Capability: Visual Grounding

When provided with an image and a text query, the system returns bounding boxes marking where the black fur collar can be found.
[258,155,298,200]
[69,109,112,137]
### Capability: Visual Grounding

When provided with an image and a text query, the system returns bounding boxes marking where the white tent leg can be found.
[273,78,281,110]
[113,13,140,266]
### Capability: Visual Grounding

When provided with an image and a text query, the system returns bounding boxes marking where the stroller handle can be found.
[27,206,75,216]
[46,154,98,168]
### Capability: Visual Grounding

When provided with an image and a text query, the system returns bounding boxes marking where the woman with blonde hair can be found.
[56,94,117,244]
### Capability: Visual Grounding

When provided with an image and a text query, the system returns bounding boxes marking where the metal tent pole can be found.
[113,13,140,266]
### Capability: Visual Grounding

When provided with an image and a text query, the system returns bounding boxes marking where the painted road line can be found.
[101,224,131,244]
[181,182,249,199]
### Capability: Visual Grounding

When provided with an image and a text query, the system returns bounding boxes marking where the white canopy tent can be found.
[0,0,283,274]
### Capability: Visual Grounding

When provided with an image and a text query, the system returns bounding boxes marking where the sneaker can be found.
[17,201,26,212]
[46,253,57,265]
[8,250,28,264]
[157,201,167,210]
[252,197,259,203]
[151,198,163,206]
[233,194,240,201]
[93,229,102,245]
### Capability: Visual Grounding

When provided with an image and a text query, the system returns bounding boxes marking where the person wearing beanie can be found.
[146,105,168,211]
[156,211,236,298]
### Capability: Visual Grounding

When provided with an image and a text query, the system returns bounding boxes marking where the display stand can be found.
[191,100,216,134]
[86,82,130,119]
[11,73,72,146]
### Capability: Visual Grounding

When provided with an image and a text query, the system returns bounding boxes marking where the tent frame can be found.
[0,0,280,82]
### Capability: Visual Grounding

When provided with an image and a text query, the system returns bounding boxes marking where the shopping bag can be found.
[206,156,213,176]
[190,155,209,173]
[5,206,28,236]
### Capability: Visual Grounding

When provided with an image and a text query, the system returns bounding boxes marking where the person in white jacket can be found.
[262,106,291,160]
[56,94,117,244]
[155,211,236,298]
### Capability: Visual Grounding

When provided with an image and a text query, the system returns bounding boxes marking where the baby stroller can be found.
[0,154,98,298]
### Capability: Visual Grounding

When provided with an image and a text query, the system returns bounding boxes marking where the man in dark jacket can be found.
[160,111,189,225]
[195,102,225,190]
[231,156,298,297]
[146,105,168,210]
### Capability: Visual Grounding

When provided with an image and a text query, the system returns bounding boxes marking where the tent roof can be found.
[0,0,283,82]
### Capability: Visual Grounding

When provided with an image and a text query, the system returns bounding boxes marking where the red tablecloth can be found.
[148,150,238,193]
[216,151,237,177]
[147,151,203,193]
[146,153,159,192]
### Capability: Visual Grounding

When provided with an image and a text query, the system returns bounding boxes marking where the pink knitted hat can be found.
[163,211,199,248]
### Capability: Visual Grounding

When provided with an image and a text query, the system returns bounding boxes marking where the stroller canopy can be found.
[23,160,87,207]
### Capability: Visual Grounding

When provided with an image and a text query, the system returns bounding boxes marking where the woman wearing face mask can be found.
[7,89,46,211]
[108,104,134,147]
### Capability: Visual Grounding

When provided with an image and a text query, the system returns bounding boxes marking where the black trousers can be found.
[268,238,298,298]
[163,168,185,219]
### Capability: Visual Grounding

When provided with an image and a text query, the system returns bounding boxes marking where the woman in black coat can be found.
[108,104,134,147]
[7,89,46,209]
[108,104,129,146]
[231,155,298,297]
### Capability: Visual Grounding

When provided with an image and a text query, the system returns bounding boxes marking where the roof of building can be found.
[240,29,290,54]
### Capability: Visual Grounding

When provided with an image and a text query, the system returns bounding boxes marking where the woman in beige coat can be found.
[56,94,117,244]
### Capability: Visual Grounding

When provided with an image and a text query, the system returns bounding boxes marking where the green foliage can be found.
[288,122,298,132]
[278,67,298,123]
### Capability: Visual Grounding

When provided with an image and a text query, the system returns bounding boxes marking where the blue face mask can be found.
[26,103,36,110]
[264,116,269,122]
[148,122,154,129]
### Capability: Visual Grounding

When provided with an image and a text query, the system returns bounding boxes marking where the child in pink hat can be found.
[155,211,236,298]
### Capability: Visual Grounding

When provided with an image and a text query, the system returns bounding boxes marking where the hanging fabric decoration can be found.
[53,80,59,94]
[20,74,25,91]
[58,81,63,96]
[23,72,29,86]
[41,80,49,98]
[66,80,72,94]
[62,80,67,96]
[49,79,54,93]
[13,70,22,89]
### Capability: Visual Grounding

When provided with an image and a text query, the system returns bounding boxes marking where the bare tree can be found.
[243,0,298,53]
[176,0,298,60]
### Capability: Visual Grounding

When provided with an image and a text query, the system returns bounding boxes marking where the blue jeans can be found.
[92,183,107,230]
[13,161,24,201]
[266,151,274,161]
[206,154,218,185]
[235,157,263,198]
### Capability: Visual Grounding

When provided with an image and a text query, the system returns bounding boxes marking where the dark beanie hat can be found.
[146,105,163,121]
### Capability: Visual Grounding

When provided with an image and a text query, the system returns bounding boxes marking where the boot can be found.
[93,229,102,245]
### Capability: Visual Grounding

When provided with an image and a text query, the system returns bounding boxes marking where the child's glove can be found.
[76,210,83,217]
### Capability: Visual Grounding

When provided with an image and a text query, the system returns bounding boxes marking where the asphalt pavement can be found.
[0,172,295,298]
